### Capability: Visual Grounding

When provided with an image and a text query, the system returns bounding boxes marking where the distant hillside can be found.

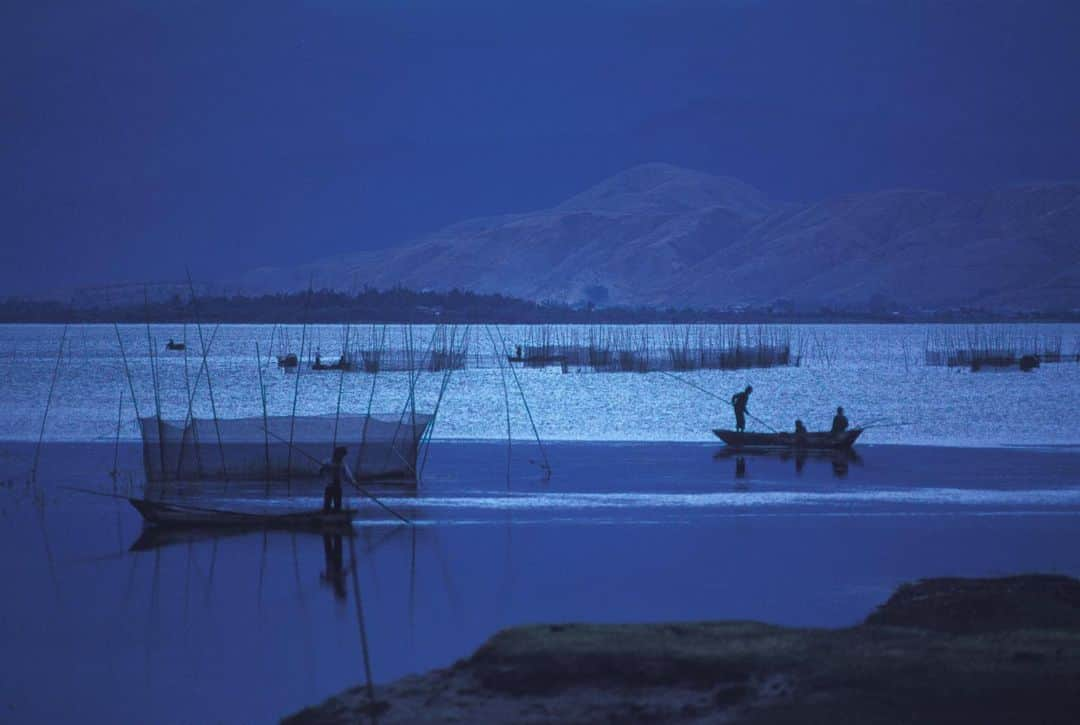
[237,163,1080,311]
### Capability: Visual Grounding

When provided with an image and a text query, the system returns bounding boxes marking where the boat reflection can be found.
[714,446,863,479]
[321,532,348,601]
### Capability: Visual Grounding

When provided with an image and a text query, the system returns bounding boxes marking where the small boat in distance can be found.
[165,339,186,351]
[129,498,357,528]
[713,428,862,451]
[277,353,299,369]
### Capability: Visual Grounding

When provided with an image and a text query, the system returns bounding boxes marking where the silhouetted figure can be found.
[321,533,347,601]
[794,418,808,445]
[321,446,356,512]
[831,406,849,435]
[731,385,753,432]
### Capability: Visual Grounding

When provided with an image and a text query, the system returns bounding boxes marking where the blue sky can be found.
[3,0,1079,294]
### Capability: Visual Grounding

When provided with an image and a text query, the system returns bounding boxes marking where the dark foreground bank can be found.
[287,575,1080,724]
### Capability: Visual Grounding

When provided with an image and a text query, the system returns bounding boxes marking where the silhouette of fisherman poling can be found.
[320,446,357,512]
[731,385,753,432]
[831,406,849,435]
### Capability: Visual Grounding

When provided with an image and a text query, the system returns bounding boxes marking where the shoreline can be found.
[285,575,1080,724]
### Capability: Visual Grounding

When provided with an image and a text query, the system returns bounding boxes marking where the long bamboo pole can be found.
[490,325,550,476]
[144,288,168,483]
[347,535,377,706]
[31,324,68,483]
[417,324,465,481]
[356,325,385,476]
[259,423,412,525]
[175,324,220,480]
[255,342,271,493]
[111,385,123,482]
[287,284,314,490]
[332,324,351,448]
[185,271,228,481]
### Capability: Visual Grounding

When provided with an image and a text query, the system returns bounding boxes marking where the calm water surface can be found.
[0,323,1077,446]
[2,441,1080,723]
[1,323,1079,723]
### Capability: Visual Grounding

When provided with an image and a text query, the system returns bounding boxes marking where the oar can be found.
[658,371,779,433]
[258,425,413,526]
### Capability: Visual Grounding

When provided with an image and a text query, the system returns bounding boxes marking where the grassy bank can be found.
[286,575,1080,723]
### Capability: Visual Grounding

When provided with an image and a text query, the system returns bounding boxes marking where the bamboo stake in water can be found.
[255,342,271,494]
[348,535,377,706]
[175,324,220,480]
[287,284,314,490]
[490,325,550,476]
[357,325,386,476]
[487,327,513,486]
[114,324,142,421]
[332,324,351,448]
[32,324,68,484]
[111,386,124,482]
[185,271,228,483]
[418,324,464,481]
[144,287,168,483]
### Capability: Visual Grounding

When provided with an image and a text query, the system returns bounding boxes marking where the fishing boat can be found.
[165,340,186,351]
[129,497,357,528]
[277,353,299,369]
[713,428,862,450]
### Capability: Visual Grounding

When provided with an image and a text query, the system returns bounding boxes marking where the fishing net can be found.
[138,413,432,482]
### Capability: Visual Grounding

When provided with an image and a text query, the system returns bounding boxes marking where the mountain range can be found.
[237,163,1080,311]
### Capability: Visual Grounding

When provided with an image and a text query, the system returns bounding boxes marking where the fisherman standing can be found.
[831,406,849,435]
[731,385,753,432]
[321,446,357,512]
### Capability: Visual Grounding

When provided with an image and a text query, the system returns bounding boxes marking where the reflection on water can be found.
[715,446,861,480]
[2,440,1080,723]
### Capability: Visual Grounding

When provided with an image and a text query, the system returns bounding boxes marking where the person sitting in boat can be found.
[731,385,752,432]
[794,418,808,445]
[831,406,849,435]
[320,446,357,512]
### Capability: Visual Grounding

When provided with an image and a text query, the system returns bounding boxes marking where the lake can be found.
[0,323,1078,722]
[1,323,1078,446]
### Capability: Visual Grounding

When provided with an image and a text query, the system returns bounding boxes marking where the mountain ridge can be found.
[236,164,1080,311]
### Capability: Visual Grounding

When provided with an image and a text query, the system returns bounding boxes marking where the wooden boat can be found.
[165,340,186,351]
[713,428,862,450]
[129,497,357,528]
[277,353,299,369]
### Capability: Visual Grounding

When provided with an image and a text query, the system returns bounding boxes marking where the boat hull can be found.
[129,498,357,528]
[713,428,862,450]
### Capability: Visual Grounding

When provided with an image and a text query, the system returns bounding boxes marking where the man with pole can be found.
[731,385,753,432]
[321,446,357,512]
